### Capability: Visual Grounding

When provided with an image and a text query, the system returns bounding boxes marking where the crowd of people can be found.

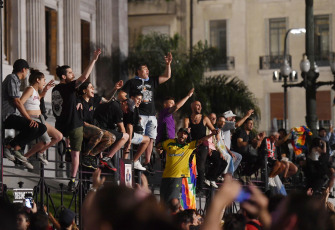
[2,48,335,229]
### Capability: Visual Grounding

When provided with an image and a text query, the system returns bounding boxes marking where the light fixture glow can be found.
[290,28,306,34]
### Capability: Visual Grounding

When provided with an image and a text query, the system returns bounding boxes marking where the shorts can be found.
[109,129,123,142]
[131,132,144,145]
[160,177,182,204]
[67,126,84,152]
[139,115,157,139]
[31,115,51,144]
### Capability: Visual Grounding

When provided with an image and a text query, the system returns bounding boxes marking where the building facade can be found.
[128,0,335,133]
[2,0,128,188]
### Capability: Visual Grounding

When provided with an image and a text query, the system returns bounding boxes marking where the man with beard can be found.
[184,101,217,194]
[52,49,101,191]
[231,118,265,176]
[158,128,216,204]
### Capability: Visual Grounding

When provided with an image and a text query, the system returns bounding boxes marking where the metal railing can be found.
[259,55,292,70]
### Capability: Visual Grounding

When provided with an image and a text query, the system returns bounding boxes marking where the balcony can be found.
[210,56,235,71]
[128,0,176,16]
[259,55,292,70]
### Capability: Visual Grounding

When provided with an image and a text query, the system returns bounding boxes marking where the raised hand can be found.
[247,109,254,117]
[187,88,195,97]
[164,52,173,65]
[92,168,105,189]
[92,49,102,61]
[114,80,124,90]
[44,80,55,92]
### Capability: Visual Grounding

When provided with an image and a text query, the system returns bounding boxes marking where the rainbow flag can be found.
[291,126,313,155]
[181,155,196,209]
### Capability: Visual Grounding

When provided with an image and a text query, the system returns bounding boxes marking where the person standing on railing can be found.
[184,101,217,194]
[52,49,101,192]
[2,59,47,169]
[120,52,173,173]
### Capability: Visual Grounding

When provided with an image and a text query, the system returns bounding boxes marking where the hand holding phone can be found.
[24,194,34,209]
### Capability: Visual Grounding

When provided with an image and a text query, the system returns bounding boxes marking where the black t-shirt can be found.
[121,77,159,116]
[52,81,83,135]
[93,100,123,131]
[232,129,255,155]
[81,94,102,124]
[123,107,144,134]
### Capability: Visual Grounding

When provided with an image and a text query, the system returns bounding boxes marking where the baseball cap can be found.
[13,59,29,73]
[59,208,75,228]
[223,110,236,118]
[178,128,189,136]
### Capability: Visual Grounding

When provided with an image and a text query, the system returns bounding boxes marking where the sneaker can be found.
[100,157,117,171]
[37,153,49,165]
[68,179,76,192]
[22,161,34,170]
[204,179,211,187]
[82,155,97,169]
[3,148,15,161]
[13,150,27,162]
[210,181,218,188]
[90,156,98,169]
[134,160,146,171]
[143,163,155,175]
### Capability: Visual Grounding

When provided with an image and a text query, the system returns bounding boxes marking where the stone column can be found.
[112,0,128,82]
[96,0,112,56]
[63,0,81,76]
[26,0,47,71]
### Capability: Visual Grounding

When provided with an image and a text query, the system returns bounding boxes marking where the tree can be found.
[197,75,260,119]
[127,33,260,121]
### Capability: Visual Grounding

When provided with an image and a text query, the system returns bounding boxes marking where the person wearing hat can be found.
[2,59,47,168]
[219,109,254,172]
[158,128,217,205]
[58,208,76,230]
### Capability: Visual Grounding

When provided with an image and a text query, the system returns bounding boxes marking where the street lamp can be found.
[273,28,306,130]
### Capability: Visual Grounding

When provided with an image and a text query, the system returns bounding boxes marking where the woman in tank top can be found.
[20,69,63,166]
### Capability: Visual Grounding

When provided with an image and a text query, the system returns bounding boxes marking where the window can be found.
[210,20,227,70]
[270,92,285,130]
[260,18,288,70]
[269,18,286,57]
[316,90,331,129]
[45,7,58,77]
[314,15,330,66]
[81,20,90,73]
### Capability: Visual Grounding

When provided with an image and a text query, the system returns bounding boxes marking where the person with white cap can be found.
[218,109,254,173]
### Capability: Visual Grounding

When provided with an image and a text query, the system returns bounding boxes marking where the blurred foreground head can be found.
[87,184,178,230]
[271,192,328,230]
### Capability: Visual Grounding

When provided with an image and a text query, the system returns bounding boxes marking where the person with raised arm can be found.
[52,49,101,191]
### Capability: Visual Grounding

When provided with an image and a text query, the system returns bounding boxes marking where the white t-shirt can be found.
[221,121,235,149]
